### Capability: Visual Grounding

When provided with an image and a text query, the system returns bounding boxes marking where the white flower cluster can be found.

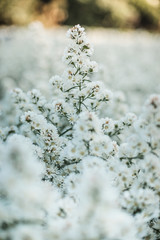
[0,25,160,240]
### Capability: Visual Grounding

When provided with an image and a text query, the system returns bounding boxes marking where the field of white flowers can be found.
[0,23,160,240]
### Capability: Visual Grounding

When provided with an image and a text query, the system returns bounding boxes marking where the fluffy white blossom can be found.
[0,24,160,240]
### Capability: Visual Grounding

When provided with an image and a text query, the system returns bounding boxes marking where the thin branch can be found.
[59,127,72,136]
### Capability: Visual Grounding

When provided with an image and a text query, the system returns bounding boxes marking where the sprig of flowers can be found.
[0,25,160,240]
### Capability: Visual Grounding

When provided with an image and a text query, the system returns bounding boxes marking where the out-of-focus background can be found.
[0,0,160,29]
[0,0,160,114]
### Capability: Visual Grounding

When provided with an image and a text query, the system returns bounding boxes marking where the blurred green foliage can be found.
[65,0,160,29]
[0,0,160,29]
[131,0,160,28]
[0,0,38,25]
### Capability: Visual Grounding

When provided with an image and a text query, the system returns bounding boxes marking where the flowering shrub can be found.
[1,24,160,107]
[0,25,160,240]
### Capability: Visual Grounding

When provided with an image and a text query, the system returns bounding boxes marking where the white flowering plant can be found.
[0,24,160,240]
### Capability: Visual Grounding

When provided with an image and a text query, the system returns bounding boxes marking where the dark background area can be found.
[0,0,160,30]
